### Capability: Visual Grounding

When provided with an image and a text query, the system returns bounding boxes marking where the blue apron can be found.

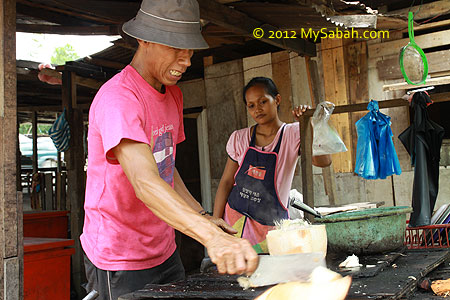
[225,124,288,252]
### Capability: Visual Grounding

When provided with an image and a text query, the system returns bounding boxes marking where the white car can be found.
[19,134,61,168]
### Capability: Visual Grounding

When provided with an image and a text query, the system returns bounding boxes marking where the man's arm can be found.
[173,168,237,234]
[113,139,257,275]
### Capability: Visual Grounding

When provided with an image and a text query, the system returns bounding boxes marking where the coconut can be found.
[266,219,327,256]
[254,267,351,300]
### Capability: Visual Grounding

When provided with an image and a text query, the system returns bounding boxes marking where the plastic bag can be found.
[311,101,348,156]
[354,100,401,180]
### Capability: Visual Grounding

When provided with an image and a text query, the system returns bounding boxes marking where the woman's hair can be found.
[243,77,279,104]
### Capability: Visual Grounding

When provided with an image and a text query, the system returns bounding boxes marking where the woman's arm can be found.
[213,157,239,218]
[174,167,237,234]
[173,167,204,212]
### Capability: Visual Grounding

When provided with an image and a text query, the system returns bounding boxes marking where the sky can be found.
[16,32,120,64]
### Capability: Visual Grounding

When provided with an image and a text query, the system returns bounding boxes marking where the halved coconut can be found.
[255,267,351,300]
[266,220,327,256]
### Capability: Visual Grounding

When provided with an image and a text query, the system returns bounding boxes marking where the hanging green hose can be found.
[399,11,428,85]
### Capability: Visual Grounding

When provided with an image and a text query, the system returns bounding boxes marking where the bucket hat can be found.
[122,0,209,50]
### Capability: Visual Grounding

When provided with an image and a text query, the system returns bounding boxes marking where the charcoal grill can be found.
[118,273,269,300]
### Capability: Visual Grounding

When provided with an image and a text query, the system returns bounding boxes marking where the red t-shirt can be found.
[80,65,185,270]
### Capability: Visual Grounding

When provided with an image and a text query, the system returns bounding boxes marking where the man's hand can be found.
[205,215,238,235]
[114,140,257,276]
[206,233,258,275]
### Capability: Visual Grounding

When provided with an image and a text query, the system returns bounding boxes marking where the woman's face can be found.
[245,85,280,125]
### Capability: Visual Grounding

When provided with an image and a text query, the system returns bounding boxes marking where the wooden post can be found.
[16,120,21,192]
[299,117,314,222]
[305,56,338,206]
[62,70,86,298]
[0,0,22,299]
[39,173,45,209]
[56,170,62,210]
[345,41,369,171]
[197,110,213,213]
[31,111,38,173]
[44,173,53,210]
[203,56,214,68]
[17,192,23,300]
[61,172,67,210]
[272,51,294,123]
[322,166,337,206]
[56,133,63,210]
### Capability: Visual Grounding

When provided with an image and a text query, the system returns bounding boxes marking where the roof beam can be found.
[18,104,91,112]
[197,0,316,56]
[39,69,104,90]
[83,57,127,70]
[17,0,117,24]
[16,2,92,26]
[388,0,450,20]
[16,24,119,35]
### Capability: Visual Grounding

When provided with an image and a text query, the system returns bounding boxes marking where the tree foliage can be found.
[19,123,52,135]
[51,44,80,65]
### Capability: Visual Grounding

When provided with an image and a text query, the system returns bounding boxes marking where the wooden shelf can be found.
[383,76,450,91]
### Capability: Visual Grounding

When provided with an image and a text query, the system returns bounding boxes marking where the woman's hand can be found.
[292,105,312,121]
[205,215,238,235]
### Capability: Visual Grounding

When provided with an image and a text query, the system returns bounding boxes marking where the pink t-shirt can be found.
[80,65,185,271]
[226,123,300,208]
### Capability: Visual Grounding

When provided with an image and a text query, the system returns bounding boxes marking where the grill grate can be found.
[120,273,268,300]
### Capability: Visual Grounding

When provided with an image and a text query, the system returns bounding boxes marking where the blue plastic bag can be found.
[354,100,402,180]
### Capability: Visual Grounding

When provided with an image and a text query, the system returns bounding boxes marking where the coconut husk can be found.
[431,278,450,297]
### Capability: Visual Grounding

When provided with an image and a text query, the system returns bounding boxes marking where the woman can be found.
[213,77,331,253]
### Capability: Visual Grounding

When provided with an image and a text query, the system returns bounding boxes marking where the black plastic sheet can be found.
[399,92,445,227]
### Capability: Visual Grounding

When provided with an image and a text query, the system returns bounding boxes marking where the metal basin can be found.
[315,206,412,255]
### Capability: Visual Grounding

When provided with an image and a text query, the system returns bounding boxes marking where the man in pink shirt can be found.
[80,1,257,299]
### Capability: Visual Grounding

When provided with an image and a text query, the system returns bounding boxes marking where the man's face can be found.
[139,41,193,90]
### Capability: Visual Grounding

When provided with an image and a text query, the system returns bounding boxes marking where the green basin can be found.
[315,206,412,255]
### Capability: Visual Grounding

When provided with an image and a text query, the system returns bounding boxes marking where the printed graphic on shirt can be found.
[245,165,266,180]
[153,124,175,138]
[153,131,175,186]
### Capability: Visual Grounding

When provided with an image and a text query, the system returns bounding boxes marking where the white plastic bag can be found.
[311,102,347,156]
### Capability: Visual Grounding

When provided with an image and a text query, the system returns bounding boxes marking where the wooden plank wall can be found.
[289,52,313,108]
[321,39,354,173]
[204,60,247,198]
[346,42,369,171]
[271,51,294,123]
[178,79,207,109]
[0,0,21,299]
[242,53,272,127]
